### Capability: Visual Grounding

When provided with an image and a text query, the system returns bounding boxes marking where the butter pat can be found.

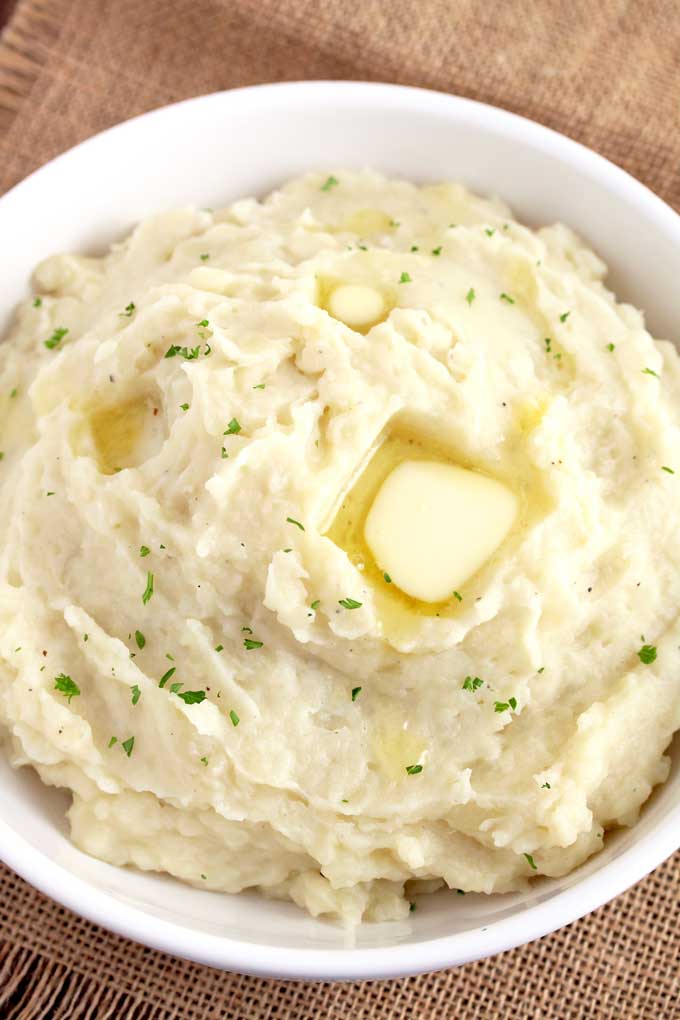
[328,284,386,331]
[364,460,518,602]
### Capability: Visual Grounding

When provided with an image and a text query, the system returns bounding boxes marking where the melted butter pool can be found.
[326,424,531,646]
[84,395,165,474]
[327,427,468,643]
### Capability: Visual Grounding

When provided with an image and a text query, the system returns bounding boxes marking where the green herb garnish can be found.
[131,685,141,706]
[244,638,263,650]
[134,630,146,650]
[44,326,69,350]
[139,545,150,557]
[607,343,616,352]
[286,517,305,531]
[431,246,442,256]
[465,288,475,306]
[642,367,659,378]
[351,686,362,701]
[524,852,537,870]
[119,302,136,317]
[499,293,515,304]
[142,572,154,604]
[462,676,483,691]
[122,736,135,757]
[33,297,42,307]
[229,709,240,727]
[662,466,675,474]
[559,311,570,323]
[176,690,206,705]
[494,697,517,712]
[398,272,411,284]
[310,600,320,611]
[339,598,362,609]
[224,418,241,435]
[405,764,423,775]
[321,175,339,192]
[54,673,80,703]
[638,644,657,664]
[159,667,176,688]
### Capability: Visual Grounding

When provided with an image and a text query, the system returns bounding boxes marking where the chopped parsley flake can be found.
[165,344,201,360]
[229,709,240,727]
[410,245,419,252]
[119,302,136,317]
[321,175,339,192]
[244,638,263,650]
[9,388,17,398]
[544,337,552,353]
[431,246,442,256]
[524,852,537,870]
[180,403,190,411]
[139,545,150,557]
[122,736,135,757]
[465,288,475,306]
[383,572,392,583]
[215,644,224,652]
[494,697,517,713]
[169,682,182,694]
[199,253,210,261]
[286,516,305,531]
[310,600,320,611]
[485,228,495,237]
[134,630,146,650]
[607,343,616,352]
[0,453,4,461]
[351,686,362,701]
[638,644,657,664]
[541,781,551,789]
[453,590,463,602]
[405,764,423,775]
[200,756,209,765]
[221,447,229,458]
[499,293,515,304]
[242,626,253,634]
[462,676,483,691]
[538,666,545,674]
[33,297,42,307]
[559,311,571,323]
[642,367,660,378]
[142,571,154,604]
[44,326,69,350]
[159,666,176,688]
[339,598,362,609]
[253,383,266,390]
[410,901,417,911]
[131,685,141,706]
[176,690,206,705]
[54,673,80,703]
[224,418,241,435]
[108,736,117,748]
[662,466,675,474]
[398,272,411,284]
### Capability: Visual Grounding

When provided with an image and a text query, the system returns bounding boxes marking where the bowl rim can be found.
[1,79,680,981]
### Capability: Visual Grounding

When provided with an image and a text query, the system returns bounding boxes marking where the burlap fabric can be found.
[0,1,678,1016]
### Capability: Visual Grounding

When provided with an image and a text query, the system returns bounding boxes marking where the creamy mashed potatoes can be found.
[1,171,680,925]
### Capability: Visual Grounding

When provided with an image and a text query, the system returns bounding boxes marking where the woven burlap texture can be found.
[0,1,679,1017]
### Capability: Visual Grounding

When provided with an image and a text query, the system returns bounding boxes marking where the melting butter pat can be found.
[327,284,386,331]
[364,460,518,602]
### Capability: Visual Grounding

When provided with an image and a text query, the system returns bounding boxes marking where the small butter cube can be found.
[364,459,518,602]
[328,284,385,330]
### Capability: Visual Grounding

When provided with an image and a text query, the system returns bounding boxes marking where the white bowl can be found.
[1,82,679,981]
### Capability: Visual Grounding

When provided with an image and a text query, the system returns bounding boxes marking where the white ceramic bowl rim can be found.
[1,81,679,981]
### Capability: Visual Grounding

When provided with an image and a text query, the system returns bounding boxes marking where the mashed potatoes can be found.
[1,171,680,925]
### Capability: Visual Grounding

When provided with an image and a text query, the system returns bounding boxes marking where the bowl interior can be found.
[1,82,679,978]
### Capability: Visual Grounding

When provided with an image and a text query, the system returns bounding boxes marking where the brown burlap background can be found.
[0,1,679,1016]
